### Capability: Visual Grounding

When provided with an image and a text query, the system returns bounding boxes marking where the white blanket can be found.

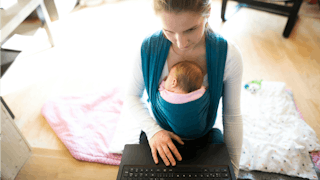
[109,81,320,179]
[238,81,320,179]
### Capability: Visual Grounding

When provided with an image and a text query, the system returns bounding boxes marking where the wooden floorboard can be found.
[15,148,119,180]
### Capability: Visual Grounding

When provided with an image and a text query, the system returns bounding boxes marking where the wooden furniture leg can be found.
[36,0,55,47]
[283,0,303,38]
[220,0,303,38]
[221,0,228,21]
[221,0,244,22]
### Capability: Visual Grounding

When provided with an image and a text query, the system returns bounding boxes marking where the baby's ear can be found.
[164,76,168,81]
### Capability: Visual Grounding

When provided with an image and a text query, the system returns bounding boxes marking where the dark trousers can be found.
[139,128,224,148]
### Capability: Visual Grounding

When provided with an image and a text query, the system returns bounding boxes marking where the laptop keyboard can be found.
[120,166,232,180]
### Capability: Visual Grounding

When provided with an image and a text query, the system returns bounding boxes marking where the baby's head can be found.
[164,61,204,94]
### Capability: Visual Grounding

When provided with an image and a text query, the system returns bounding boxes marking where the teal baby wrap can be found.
[141,30,227,139]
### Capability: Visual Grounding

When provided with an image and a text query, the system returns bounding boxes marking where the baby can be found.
[159,60,206,104]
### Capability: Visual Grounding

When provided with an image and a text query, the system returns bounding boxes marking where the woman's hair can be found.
[152,0,213,34]
[172,60,204,93]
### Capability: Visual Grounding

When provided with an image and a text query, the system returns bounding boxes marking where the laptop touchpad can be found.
[172,140,205,161]
[176,146,198,160]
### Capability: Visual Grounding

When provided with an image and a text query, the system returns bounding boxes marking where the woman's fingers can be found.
[149,130,185,166]
[162,145,176,166]
[167,142,182,162]
[171,133,184,145]
[157,146,170,166]
[168,132,183,161]
[151,147,158,164]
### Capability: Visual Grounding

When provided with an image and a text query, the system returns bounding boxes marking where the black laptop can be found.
[116,142,236,180]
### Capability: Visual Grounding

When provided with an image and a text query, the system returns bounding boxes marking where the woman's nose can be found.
[176,34,188,49]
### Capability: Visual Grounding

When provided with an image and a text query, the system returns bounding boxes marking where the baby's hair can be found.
[172,60,204,93]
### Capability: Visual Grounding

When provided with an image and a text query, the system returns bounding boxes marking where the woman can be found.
[124,0,243,178]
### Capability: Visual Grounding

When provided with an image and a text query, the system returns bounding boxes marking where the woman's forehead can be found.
[159,11,205,32]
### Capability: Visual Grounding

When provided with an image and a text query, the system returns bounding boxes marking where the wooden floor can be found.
[1,0,320,179]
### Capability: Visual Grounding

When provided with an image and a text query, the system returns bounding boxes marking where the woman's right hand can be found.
[149,130,184,166]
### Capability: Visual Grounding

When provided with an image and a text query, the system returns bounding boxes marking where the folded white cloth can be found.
[239,81,320,179]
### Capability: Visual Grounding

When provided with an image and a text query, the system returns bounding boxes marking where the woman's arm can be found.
[125,45,184,167]
[124,47,165,141]
[222,40,244,179]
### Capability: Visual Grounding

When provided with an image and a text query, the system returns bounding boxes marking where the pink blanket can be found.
[41,88,320,170]
[159,80,206,104]
[41,87,124,165]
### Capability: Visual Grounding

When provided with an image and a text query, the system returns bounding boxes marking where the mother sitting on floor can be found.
[122,0,244,178]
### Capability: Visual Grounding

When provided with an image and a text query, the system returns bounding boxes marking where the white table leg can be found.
[36,0,55,47]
